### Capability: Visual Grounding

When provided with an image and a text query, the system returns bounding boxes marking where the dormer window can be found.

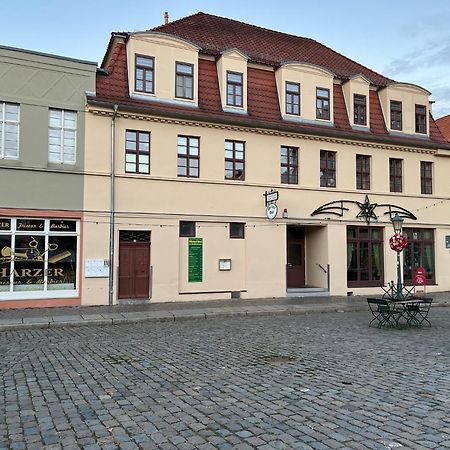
[285,82,300,115]
[354,94,367,126]
[226,71,243,107]
[390,101,402,130]
[175,62,194,100]
[316,88,330,120]
[415,105,427,134]
[135,55,154,94]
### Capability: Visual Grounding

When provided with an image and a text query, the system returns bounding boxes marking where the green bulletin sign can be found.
[188,238,203,282]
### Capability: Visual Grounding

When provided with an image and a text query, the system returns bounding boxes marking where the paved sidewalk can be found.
[0,292,449,332]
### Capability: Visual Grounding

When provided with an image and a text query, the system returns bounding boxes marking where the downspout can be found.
[108,104,119,306]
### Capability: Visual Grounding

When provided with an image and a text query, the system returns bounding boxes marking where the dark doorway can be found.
[118,231,151,299]
[286,226,305,288]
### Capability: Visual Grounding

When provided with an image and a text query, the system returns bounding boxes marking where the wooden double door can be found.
[118,231,151,299]
[286,226,305,288]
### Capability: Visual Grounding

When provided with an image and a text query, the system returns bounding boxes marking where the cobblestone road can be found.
[1,309,450,449]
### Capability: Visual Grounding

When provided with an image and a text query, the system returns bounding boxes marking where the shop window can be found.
[225,140,245,180]
[179,221,195,237]
[177,136,199,177]
[320,150,336,187]
[230,223,245,239]
[135,55,154,94]
[125,130,150,174]
[0,102,19,159]
[281,146,298,184]
[347,226,384,287]
[48,109,77,164]
[356,154,370,190]
[175,62,194,100]
[403,228,435,285]
[0,218,79,298]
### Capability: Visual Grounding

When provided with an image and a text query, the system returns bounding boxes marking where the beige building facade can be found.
[80,12,450,306]
[2,13,448,309]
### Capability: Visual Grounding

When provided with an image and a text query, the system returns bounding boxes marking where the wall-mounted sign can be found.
[16,219,45,231]
[85,259,109,278]
[263,189,279,220]
[264,189,279,206]
[446,236,450,249]
[188,238,203,282]
[219,259,231,271]
[50,220,77,232]
[266,203,278,220]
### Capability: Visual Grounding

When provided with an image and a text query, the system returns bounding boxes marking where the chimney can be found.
[164,12,169,25]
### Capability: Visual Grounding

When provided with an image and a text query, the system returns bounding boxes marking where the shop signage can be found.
[413,267,427,286]
[188,238,203,282]
[263,189,279,220]
[50,220,77,232]
[16,219,45,231]
[264,189,279,206]
[0,219,10,231]
[311,195,417,225]
[266,203,278,220]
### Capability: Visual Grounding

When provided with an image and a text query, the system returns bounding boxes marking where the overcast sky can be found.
[2,0,449,118]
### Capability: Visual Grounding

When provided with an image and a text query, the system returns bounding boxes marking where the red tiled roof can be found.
[333,84,351,131]
[152,12,392,87]
[91,14,450,151]
[369,90,388,135]
[436,114,450,142]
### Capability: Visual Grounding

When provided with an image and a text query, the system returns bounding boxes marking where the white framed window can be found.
[0,102,20,159]
[48,109,77,164]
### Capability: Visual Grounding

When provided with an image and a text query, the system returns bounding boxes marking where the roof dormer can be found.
[378,82,431,137]
[342,74,370,130]
[275,62,334,126]
[216,49,248,114]
[127,32,200,107]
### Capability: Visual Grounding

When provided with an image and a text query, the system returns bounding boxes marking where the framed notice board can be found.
[188,238,203,282]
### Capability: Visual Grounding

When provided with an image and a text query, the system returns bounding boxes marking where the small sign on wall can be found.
[219,259,231,271]
[446,235,450,249]
[85,259,109,278]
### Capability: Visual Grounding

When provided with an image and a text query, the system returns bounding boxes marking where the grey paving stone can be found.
[1,309,450,449]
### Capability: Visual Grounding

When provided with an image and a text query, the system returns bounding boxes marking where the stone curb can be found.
[0,302,447,332]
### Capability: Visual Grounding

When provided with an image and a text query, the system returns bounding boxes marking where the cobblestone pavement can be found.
[1,310,450,450]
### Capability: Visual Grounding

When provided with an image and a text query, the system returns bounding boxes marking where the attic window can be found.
[135,55,154,94]
[316,88,330,120]
[175,62,194,100]
[226,71,243,107]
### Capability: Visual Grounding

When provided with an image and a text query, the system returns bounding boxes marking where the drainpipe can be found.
[108,104,119,306]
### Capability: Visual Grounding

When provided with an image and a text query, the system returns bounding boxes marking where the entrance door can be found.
[118,231,151,299]
[286,226,305,288]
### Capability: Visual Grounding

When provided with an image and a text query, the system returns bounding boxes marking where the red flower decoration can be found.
[389,233,408,252]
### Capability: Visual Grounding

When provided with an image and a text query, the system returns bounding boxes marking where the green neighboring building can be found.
[0,45,96,308]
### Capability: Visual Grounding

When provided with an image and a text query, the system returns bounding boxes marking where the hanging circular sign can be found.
[266,203,278,220]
